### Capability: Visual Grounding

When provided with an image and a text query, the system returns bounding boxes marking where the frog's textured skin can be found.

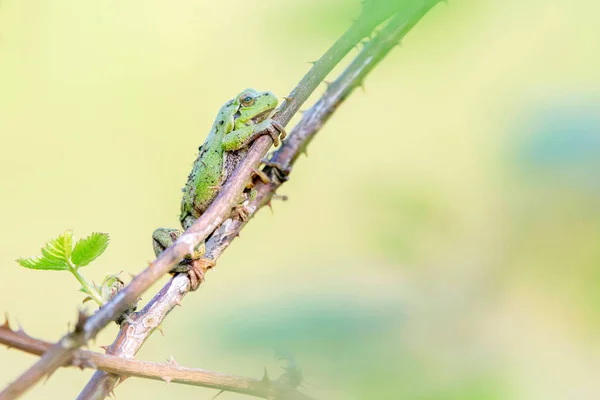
[152,89,285,290]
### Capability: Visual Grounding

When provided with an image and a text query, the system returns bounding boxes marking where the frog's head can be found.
[234,88,279,124]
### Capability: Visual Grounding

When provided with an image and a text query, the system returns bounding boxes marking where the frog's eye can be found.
[240,94,255,107]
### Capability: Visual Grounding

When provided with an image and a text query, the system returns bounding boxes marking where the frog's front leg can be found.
[222,119,286,150]
[152,228,215,290]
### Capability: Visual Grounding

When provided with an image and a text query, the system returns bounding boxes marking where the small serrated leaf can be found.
[62,229,73,259]
[16,256,67,271]
[16,230,75,271]
[42,230,72,267]
[72,233,110,267]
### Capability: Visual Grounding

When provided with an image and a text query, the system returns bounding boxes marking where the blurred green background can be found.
[1,0,599,399]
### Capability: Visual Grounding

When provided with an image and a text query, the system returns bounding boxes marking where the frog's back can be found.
[179,100,237,228]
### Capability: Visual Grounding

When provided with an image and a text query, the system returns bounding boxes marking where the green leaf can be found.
[62,229,73,259]
[16,230,74,271]
[42,229,73,263]
[16,256,67,270]
[71,232,109,267]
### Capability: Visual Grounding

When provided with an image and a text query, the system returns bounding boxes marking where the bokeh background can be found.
[1,0,599,399]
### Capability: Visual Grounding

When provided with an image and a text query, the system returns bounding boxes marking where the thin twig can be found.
[0,320,313,400]
[78,2,442,399]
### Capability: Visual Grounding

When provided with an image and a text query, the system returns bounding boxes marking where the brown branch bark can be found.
[0,320,313,400]
[0,2,442,399]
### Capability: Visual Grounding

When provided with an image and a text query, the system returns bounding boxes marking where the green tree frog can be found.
[152,89,286,290]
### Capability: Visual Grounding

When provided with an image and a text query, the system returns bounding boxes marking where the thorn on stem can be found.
[75,309,89,333]
[16,322,26,336]
[44,369,56,384]
[2,312,11,330]
[115,375,129,388]
[72,354,85,370]
[262,366,270,384]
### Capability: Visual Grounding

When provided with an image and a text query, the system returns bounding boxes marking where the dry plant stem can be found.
[0,8,399,400]
[78,2,442,400]
[0,322,313,400]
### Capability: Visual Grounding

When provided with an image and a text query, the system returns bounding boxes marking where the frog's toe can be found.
[233,204,250,222]
[265,122,286,147]
[186,258,216,291]
[188,267,202,291]
[271,120,287,140]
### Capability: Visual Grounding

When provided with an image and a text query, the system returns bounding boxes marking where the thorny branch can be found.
[0,2,442,400]
[79,2,442,399]
[0,318,312,400]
